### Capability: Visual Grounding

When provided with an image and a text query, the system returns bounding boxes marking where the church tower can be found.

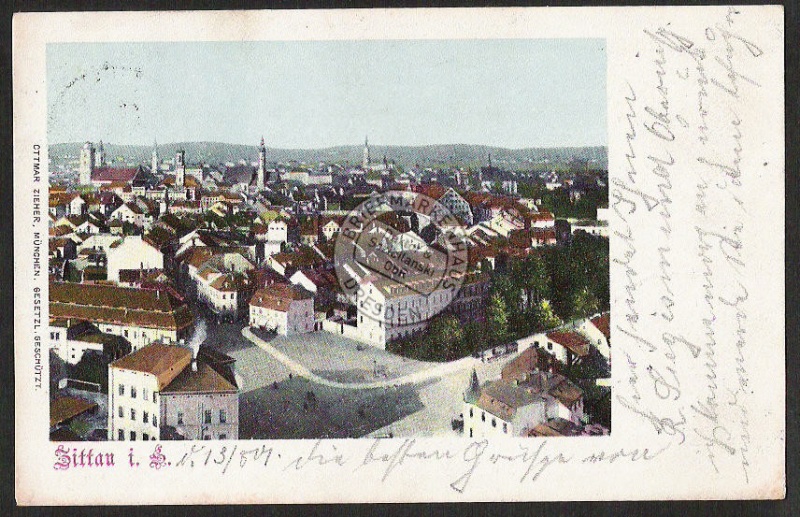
[362,136,370,170]
[257,136,267,189]
[151,140,159,173]
[79,142,95,185]
[175,149,186,188]
[94,140,106,168]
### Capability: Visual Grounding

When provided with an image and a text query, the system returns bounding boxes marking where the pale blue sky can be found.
[47,39,606,148]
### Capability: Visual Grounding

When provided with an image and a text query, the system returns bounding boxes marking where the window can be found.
[153,392,157,403]
[492,418,497,428]
[153,416,157,427]
[143,433,149,441]
[143,388,148,400]
[204,410,212,424]
[131,409,136,420]
[547,343,552,351]
[124,330,128,338]
[469,408,473,418]
[503,423,508,433]
[119,385,125,396]
[177,412,184,425]
[219,434,227,440]
[118,429,124,440]
[219,410,227,424]
[130,431,136,441]
[131,387,137,399]
[118,406,124,418]
[481,412,486,422]
[143,411,149,424]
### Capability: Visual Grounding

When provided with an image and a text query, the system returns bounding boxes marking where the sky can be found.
[47,39,606,149]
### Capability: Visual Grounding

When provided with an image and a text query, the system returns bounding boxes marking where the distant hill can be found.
[48,141,607,171]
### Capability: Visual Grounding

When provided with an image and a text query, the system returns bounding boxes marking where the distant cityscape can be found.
[48,136,610,442]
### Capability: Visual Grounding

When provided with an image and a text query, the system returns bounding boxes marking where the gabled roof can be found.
[91,166,142,184]
[546,330,591,357]
[49,282,194,331]
[250,283,312,312]
[111,343,192,390]
[590,312,610,341]
[161,361,237,394]
[50,396,98,427]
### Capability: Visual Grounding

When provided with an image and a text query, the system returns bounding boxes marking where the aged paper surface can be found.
[14,7,784,504]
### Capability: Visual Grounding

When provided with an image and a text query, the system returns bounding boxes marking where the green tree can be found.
[71,351,108,391]
[533,299,562,331]
[486,292,509,345]
[516,255,550,310]
[570,286,600,319]
[428,315,464,360]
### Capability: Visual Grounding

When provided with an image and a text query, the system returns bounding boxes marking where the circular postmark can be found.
[334,191,469,327]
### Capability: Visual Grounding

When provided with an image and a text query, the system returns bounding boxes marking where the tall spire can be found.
[257,136,267,189]
[151,139,159,173]
[362,135,370,170]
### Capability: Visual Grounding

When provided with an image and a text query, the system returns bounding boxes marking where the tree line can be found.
[389,233,609,362]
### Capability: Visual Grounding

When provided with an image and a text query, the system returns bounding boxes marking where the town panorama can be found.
[48,137,610,441]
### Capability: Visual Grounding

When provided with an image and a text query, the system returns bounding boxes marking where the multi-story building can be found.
[108,343,239,441]
[49,282,194,351]
[249,283,315,335]
[106,235,165,283]
[49,319,132,365]
[462,369,584,439]
[352,270,488,349]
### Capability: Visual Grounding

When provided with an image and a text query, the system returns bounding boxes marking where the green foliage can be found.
[427,314,464,360]
[70,352,108,392]
[533,299,562,331]
[486,293,509,345]
[517,183,608,220]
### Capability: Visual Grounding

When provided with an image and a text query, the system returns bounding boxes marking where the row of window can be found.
[118,429,156,441]
[118,384,158,403]
[467,407,508,433]
[118,406,158,427]
[176,409,227,425]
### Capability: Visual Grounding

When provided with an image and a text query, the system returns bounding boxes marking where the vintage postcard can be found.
[13,7,784,504]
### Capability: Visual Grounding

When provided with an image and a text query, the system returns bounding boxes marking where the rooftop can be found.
[111,343,192,390]
[49,282,194,331]
[161,362,237,394]
[547,330,591,357]
[50,396,98,427]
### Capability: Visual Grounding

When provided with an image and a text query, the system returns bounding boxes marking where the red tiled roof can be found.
[251,284,312,312]
[161,362,237,394]
[412,183,446,200]
[111,343,192,390]
[91,166,141,183]
[590,313,610,341]
[547,331,591,357]
[49,282,194,331]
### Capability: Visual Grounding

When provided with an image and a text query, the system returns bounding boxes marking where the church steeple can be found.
[362,136,370,170]
[175,149,186,188]
[95,140,106,168]
[151,139,159,173]
[257,136,267,189]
